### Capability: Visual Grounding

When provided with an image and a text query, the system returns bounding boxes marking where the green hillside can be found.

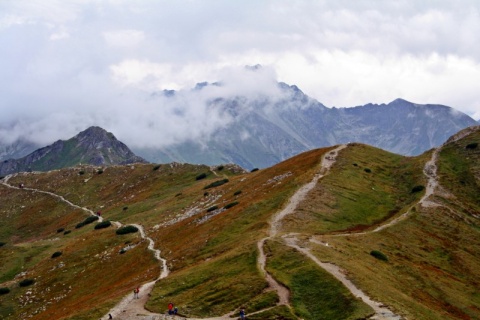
[1,126,479,320]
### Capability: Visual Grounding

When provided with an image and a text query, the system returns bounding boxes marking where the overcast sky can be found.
[1,0,480,147]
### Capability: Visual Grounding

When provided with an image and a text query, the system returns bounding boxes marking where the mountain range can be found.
[0,126,479,319]
[135,83,477,169]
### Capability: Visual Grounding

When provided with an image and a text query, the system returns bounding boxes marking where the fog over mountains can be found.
[0,72,477,170]
[134,82,477,169]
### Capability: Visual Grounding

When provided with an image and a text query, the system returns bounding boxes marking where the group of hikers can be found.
[130,286,246,318]
[168,302,178,315]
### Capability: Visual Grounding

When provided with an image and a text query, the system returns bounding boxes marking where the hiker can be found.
[133,287,139,299]
[173,307,178,315]
[239,307,246,320]
[168,302,174,315]
[97,211,102,217]
[19,183,24,189]
[108,314,113,319]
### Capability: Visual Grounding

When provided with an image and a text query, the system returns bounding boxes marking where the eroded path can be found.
[262,145,402,319]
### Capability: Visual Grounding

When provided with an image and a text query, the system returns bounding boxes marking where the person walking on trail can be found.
[133,287,139,299]
[239,307,246,320]
[168,302,174,315]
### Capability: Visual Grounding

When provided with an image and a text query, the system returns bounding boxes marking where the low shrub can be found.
[116,225,139,235]
[196,173,207,180]
[97,169,104,174]
[217,165,224,171]
[75,222,85,229]
[123,206,128,211]
[233,190,242,196]
[51,251,62,258]
[56,228,65,233]
[19,279,35,287]
[370,250,388,261]
[207,205,218,212]
[466,142,478,150]
[153,164,161,171]
[75,215,99,229]
[364,168,372,173]
[175,193,182,197]
[224,201,239,209]
[250,168,259,172]
[411,185,425,193]
[204,179,229,189]
[94,221,112,230]
[204,192,209,197]
[353,163,358,167]
[0,241,6,247]
[78,170,85,175]
[63,230,71,235]
[84,216,99,224]
[0,287,10,295]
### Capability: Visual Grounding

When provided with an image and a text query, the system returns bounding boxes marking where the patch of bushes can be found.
[56,228,65,233]
[364,168,371,173]
[63,230,71,235]
[153,164,161,171]
[233,190,242,196]
[123,206,128,211]
[353,163,358,167]
[217,165,224,171]
[204,178,229,189]
[78,170,85,175]
[97,169,104,174]
[116,225,139,235]
[0,287,10,295]
[0,241,6,247]
[204,192,209,197]
[94,220,112,229]
[250,168,259,172]
[411,185,425,193]
[196,172,207,180]
[175,193,182,197]
[51,251,62,258]
[207,205,218,212]
[370,250,388,261]
[224,201,239,209]
[75,215,99,229]
[466,142,478,150]
[19,279,35,287]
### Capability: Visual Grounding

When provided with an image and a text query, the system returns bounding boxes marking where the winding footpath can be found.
[263,145,403,319]
[0,173,171,320]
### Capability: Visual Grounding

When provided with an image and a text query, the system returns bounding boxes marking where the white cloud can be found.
[1,0,480,150]
[103,29,145,47]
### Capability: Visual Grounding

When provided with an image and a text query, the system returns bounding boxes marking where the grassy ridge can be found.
[288,143,428,234]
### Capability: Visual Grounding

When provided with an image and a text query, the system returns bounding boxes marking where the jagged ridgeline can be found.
[0,126,479,319]
[0,126,147,176]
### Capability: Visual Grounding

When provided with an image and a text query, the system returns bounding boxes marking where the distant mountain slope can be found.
[0,126,146,175]
[136,84,477,169]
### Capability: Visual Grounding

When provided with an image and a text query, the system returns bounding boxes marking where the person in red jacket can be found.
[168,302,174,315]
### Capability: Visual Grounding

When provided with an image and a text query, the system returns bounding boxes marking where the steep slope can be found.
[0,127,479,320]
[0,126,146,175]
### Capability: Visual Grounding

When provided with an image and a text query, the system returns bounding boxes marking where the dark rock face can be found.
[0,126,147,175]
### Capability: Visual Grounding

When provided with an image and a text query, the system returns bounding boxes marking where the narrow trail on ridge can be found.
[256,145,347,316]
[263,145,402,319]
